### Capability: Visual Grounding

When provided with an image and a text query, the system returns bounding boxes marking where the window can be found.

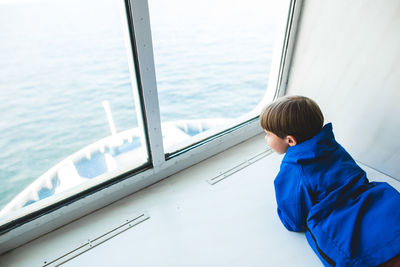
[0,0,297,253]
[148,0,291,154]
[0,0,147,219]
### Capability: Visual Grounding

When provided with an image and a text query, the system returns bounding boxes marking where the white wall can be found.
[286,0,400,180]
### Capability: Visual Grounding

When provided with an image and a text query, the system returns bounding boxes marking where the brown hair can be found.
[260,95,324,143]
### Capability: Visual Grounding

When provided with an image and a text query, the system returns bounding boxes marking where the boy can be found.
[260,96,400,267]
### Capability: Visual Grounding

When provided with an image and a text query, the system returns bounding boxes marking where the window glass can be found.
[0,0,147,218]
[148,0,291,153]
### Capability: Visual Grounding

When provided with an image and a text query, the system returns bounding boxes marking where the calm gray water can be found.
[0,0,287,209]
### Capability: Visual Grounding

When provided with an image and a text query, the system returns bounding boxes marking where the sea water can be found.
[0,0,288,210]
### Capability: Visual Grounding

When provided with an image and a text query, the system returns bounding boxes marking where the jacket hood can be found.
[283,123,338,163]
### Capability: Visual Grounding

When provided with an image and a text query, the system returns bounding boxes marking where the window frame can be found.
[0,0,302,254]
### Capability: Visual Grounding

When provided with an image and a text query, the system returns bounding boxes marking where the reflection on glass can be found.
[0,0,147,217]
[149,0,290,153]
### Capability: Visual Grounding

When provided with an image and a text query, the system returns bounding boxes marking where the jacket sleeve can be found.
[274,163,313,232]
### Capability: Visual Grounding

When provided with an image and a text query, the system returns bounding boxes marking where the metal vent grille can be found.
[207,149,273,185]
[43,212,150,266]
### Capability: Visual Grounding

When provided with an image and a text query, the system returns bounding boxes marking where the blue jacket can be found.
[274,123,400,266]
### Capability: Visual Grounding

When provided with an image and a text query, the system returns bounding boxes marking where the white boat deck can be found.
[1,134,399,267]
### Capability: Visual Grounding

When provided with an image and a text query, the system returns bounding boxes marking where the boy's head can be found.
[260,95,324,153]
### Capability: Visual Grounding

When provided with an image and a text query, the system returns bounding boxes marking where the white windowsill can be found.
[2,133,398,266]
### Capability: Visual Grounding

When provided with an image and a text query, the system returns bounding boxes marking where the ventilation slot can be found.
[43,212,150,266]
[208,149,273,185]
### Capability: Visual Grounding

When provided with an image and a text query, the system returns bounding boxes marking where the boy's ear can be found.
[285,135,297,147]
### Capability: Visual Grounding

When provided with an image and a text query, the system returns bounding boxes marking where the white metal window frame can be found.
[0,0,303,254]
